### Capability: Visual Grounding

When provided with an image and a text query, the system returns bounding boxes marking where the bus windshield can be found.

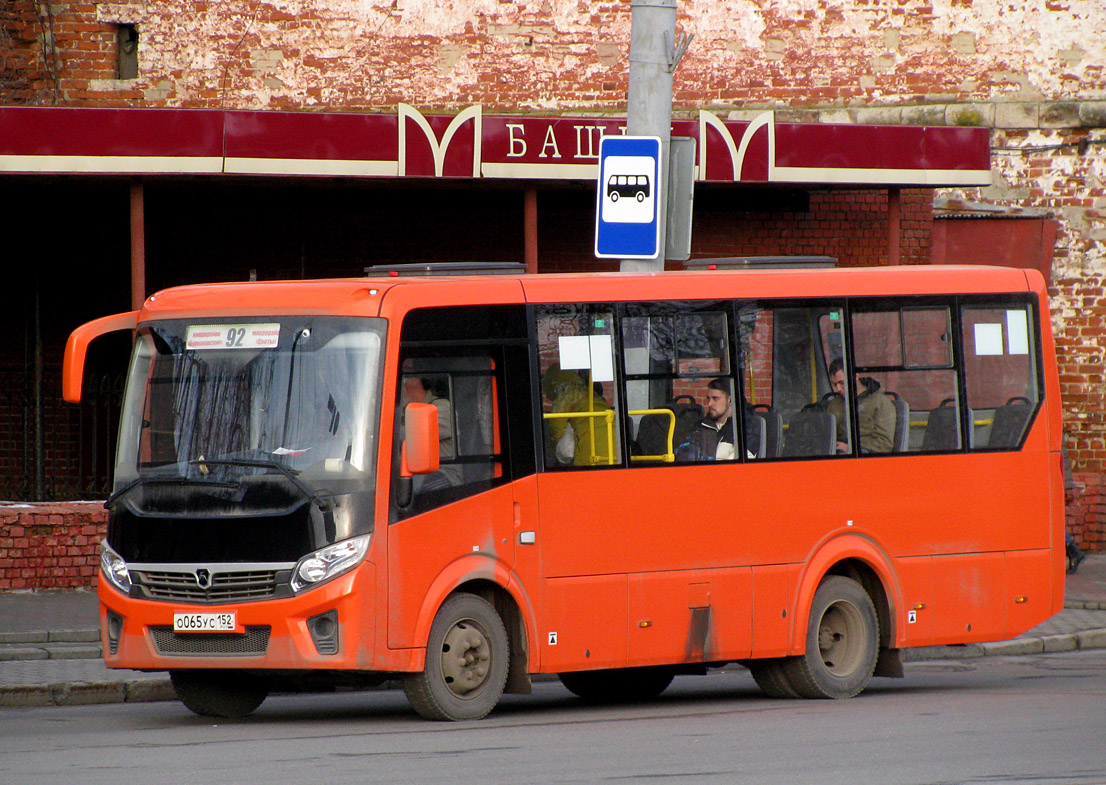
[113,316,385,515]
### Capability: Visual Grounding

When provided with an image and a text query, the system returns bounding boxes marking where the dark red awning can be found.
[0,105,991,188]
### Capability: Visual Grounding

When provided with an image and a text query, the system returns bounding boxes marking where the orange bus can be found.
[63,263,1065,720]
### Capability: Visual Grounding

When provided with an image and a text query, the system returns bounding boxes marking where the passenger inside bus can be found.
[675,377,746,461]
[402,375,462,490]
[824,358,896,454]
[542,365,614,467]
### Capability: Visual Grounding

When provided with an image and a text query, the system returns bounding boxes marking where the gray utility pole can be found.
[621,0,690,272]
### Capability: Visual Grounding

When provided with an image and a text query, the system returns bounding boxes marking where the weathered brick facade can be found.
[1,0,1104,567]
[0,503,106,590]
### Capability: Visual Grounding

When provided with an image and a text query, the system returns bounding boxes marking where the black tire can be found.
[782,575,879,699]
[403,593,509,721]
[610,191,619,202]
[747,658,802,699]
[170,670,269,718]
[558,667,674,703]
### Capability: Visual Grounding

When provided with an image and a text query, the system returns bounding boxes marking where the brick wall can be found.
[0,503,106,590]
[3,1,1102,112]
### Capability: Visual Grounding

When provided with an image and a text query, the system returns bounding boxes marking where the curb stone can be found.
[0,647,49,662]
[1040,634,1079,653]
[1076,628,1106,648]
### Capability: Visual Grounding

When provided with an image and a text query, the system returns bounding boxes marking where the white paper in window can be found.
[589,334,615,382]
[558,335,591,370]
[1006,310,1029,355]
[974,323,1004,356]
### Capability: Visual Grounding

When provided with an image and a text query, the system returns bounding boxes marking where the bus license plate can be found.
[173,612,237,633]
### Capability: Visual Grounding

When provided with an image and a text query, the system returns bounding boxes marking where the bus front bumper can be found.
[97,563,380,673]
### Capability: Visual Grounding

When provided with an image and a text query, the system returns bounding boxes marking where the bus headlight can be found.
[292,534,371,593]
[99,541,132,594]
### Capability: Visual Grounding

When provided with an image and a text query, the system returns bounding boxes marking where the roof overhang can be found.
[0,105,992,188]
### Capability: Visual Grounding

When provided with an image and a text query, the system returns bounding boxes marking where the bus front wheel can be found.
[403,593,509,721]
[170,669,269,718]
[782,575,879,699]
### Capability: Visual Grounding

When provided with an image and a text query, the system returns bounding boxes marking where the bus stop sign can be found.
[594,135,661,259]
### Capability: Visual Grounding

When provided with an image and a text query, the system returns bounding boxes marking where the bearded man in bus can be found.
[677,378,738,461]
[825,358,896,454]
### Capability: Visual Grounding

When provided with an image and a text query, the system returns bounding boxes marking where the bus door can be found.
[386,349,516,650]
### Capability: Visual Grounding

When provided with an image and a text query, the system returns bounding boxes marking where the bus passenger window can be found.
[961,303,1040,450]
[851,306,959,454]
[622,307,734,463]
[537,305,621,468]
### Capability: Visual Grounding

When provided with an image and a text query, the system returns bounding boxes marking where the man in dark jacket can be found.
[677,378,737,461]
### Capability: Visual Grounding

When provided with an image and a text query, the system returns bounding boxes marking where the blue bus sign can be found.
[594,135,661,259]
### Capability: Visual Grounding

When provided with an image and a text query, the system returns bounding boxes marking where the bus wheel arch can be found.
[792,544,899,657]
[411,567,533,696]
[453,579,532,696]
[403,590,511,720]
[785,540,902,697]
[782,574,880,699]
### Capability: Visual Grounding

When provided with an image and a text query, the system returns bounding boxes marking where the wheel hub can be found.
[818,601,863,676]
[440,620,491,697]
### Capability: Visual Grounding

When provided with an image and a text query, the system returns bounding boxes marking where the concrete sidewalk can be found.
[2,555,1105,708]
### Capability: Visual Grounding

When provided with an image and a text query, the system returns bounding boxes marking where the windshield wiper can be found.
[187,458,333,511]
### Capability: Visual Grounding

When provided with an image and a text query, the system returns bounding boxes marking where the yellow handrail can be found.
[627,408,676,462]
[543,409,617,465]
[542,407,679,465]
[544,409,681,464]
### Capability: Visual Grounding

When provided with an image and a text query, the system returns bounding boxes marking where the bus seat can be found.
[636,396,702,457]
[754,405,783,458]
[746,411,767,459]
[886,391,910,452]
[988,396,1034,448]
[782,406,836,457]
[921,399,960,451]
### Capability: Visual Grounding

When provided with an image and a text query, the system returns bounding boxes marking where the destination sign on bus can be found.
[185,323,281,350]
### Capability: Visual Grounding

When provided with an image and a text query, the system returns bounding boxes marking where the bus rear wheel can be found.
[558,667,674,703]
[783,575,879,699]
[747,658,802,699]
[170,670,269,718]
[403,593,509,721]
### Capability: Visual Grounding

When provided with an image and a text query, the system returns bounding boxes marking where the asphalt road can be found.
[2,650,1104,785]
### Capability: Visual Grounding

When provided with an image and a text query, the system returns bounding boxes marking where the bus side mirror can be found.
[62,311,138,403]
[402,402,440,476]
